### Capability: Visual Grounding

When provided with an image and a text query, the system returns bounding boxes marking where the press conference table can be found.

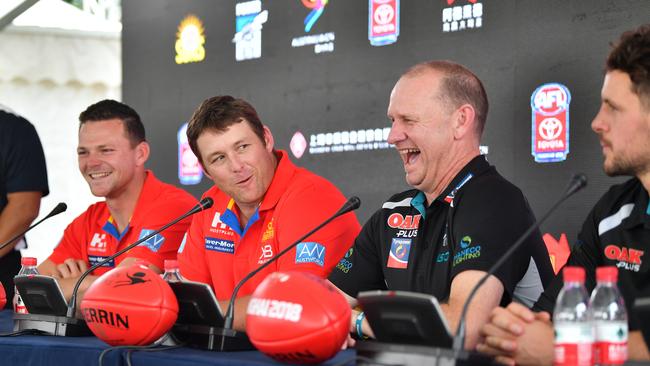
[0,310,355,366]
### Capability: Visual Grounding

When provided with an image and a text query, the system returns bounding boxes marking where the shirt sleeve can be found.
[533,204,603,314]
[177,204,212,285]
[2,115,49,196]
[129,191,197,271]
[328,209,388,298]
[449,179,539,299]
[47,211,89,265]
[274,182,361,279]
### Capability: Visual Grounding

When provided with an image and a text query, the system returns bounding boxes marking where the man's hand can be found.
[56,259,89,279]
[477,302,553,366]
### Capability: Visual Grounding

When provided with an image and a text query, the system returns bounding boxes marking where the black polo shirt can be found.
[534,178,650,330]
[0,106,49,308]
[330,155,554,306]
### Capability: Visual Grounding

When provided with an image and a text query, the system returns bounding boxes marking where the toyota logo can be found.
[374,4,394,24]
[539,118,563,140]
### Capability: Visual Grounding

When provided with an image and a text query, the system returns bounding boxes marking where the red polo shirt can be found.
[48,171,197,275]
[178,150,360,300]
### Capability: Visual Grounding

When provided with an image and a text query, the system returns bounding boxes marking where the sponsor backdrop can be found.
[122,0,648,250]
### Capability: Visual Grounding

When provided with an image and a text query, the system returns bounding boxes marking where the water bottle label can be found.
[554,323,593,366]
[14,294,28,314]
[595,321,628,342]
[594,341,627,365]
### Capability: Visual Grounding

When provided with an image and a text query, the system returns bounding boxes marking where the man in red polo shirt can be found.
[178,96,361,331]
[38,100,197,301]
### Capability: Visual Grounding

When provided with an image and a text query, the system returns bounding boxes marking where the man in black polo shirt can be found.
[477,24,650,364]
[329,60,554,349]
[0,105,49,308]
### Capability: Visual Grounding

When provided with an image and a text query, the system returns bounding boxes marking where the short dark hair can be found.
[404,60,489,135]
[78,100,146,146]
[187,96,265,163]
[606,24,650,110]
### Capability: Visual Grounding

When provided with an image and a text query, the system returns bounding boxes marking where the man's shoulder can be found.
[0,108,37,138]
[146,172,197,204]
[591,177,643,218]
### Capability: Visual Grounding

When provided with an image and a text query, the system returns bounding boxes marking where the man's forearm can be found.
[0,192,41,257]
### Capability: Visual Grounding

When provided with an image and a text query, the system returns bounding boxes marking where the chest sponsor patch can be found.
[387,238,411,269]
[88,255,115,268]
[295,242,325,267]
[87,232,108,254]
[604,244,644,272]
[205,237,235,254]
[137,229,166,252]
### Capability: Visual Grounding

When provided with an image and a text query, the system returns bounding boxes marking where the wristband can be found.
[355,311,366,339]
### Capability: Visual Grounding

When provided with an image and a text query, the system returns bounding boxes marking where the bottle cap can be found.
[21,257,37,266]
[563,266,585,283]
[596,266,618,283]
[164,260,179,271]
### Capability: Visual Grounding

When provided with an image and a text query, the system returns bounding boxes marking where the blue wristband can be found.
[355,311,366,339]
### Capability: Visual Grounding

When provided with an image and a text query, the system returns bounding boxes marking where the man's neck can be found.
[424,149,480,206]
[106,171,147,233]
[638,171,650,203]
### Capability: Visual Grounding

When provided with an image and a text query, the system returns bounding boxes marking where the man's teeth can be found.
[89,172,111,179]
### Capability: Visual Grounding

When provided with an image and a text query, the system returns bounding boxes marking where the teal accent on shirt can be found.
[411,192,427,219]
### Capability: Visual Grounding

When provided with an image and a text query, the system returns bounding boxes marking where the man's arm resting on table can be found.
[0,191,41,258]
[440,270,504,350]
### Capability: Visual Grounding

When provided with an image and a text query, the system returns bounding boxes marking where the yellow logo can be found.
[262,218,275,242]
[175,14,206,64]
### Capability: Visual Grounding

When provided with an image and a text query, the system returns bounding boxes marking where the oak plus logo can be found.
[604,244,644,272]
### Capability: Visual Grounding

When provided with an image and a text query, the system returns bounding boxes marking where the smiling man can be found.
[328,61,554,349]
[177,96,360,331]
[38,100,197,301]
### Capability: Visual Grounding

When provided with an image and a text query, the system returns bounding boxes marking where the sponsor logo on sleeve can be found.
[336,247,354,273]
[387,238,411,269]
[452,236,481,266]
[205,237,235,254]
[137,229,166,252]
[295,242,326,266]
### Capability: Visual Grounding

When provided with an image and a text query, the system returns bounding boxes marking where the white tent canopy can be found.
[0,0,121,263]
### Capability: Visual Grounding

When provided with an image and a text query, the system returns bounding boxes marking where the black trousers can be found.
[0,250,21,309]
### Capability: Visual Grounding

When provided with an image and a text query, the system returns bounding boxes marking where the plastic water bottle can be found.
[161,260,184,283]
[590,266,627,365]
[553,266,593,366]
[13,257,39,314]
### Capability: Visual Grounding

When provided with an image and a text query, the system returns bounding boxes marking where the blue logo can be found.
[459,236,472,249]
[138,229,166,252]
[88,255,115,268]
[296,242,326,266]
[205,237,235,254]
[436,251,449,263]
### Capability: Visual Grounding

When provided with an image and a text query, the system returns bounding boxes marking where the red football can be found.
[80,262,178,346]
[0,282,6,309]
[246,271,351,364]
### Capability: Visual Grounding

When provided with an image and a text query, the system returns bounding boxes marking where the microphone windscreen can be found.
[246,271,350,364]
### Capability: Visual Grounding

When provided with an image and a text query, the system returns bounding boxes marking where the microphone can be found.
[66,197,213,318]
[0,202,67,252]
[452,173,587,354]
[220,196,361,351]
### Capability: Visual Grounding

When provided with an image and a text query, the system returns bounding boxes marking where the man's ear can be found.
[263,125,275,152]
[135,141,150,166]
[452,104,477,140]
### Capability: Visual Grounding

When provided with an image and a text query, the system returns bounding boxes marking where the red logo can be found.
[604,244,644,272]
[387,213,421,229]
